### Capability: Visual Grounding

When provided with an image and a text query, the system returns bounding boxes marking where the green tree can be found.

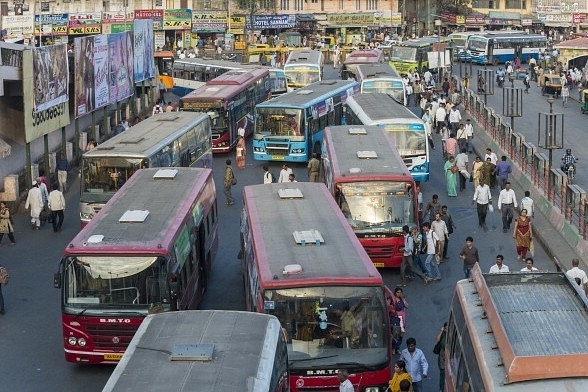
[436,0,473,14]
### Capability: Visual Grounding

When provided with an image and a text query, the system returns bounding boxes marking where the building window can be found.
[260,0,274,9]
[295,0,303,11]
[280,0,289,11]
[366,0,378,10]
[505,0,525,8]
[356,0,360,11]
[472,0,496,8]
[338,0,343,10]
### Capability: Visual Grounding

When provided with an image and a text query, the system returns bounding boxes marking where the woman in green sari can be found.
[444,155,458,197]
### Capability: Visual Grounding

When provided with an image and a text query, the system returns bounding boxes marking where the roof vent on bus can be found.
[86,235,104,244]
[296,89,313,95]
[153,168,178,179]
[349,168,361,174]
[283,264,303,275]
[119,137,146,144]
[156,115,181,122]
[348,127,367,135]
[357,151,378,159]
[119,210,150,223]
[170,343,214,361]
[293,229,324,245]
[278,188,304,199]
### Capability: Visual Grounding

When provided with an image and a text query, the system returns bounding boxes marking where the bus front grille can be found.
[86,324,137,350]
[265,145,289,156]
[364,246,395,259]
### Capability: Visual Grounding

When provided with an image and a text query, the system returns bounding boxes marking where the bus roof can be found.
[343,49,383,65]
[173,58,257,71]
[257,80,358,108]
[395,36,449,47]
[242,183,383,289]
[181,68,269,102]
[469,32,546,40]
[285,49,323,65]
[206,67,268,85]
[346,93,420,124]
[82,112,209,159]
[66,168,214,255]
[356,63,401,80]
[102,310,282,392]
[460,265,588,386]
[324,125,412,179]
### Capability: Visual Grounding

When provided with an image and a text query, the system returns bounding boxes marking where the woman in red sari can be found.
[236,135,246,169]
[513,209,532,260]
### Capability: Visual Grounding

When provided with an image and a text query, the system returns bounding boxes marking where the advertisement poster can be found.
[108,32,134,103]
[74,36,94,117]
[93,34,110,109]
[133,19,155,83]
[32,44,69,112]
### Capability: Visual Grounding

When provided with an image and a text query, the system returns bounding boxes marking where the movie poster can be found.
[93,34,109,109]
[74,36,94,117]
[32,44,69,112]
[133,19,155,83]
[108,32,134,103]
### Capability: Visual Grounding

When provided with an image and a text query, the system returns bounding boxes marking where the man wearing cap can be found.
[25,180,43,230]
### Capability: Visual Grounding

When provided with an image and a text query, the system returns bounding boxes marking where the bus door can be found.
[514,44,523,63]
[487,39,495,65]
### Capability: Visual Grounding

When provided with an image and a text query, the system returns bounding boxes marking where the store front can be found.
[33,13,68,45]
[163,9,192,50]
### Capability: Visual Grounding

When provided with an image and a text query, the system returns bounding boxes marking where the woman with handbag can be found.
[444,155,458,197]
[0,202,16,246]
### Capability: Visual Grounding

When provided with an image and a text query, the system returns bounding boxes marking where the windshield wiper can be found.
[73,308,89,320]
[290,355,338,363]
[335,362,380,371]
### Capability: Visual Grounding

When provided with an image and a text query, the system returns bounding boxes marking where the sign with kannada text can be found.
[327,13,375,27]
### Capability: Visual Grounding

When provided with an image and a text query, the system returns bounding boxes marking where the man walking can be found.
[431,213,448,263]
[25,180,43,230]
[520,190,534,218]
[498,182,517,233]
[489,254,510,273]
[48,183,66,232]
[422,222,440,282]
[455,148,469,192]
[459,236,479,278]
[495,156,512,189]
[401,337,429,392]
[566,258,588,296]
[55,153,69,193]
[0,263,8,314]
[472,182,492,231]
[223,159,236,206]
[307,153,320,182]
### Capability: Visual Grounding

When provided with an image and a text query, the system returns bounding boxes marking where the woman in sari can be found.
[472,156,484,188]
[444,155,458,197]
[513,209,532,260]
[236,135,246,169]
[480,157,496,188]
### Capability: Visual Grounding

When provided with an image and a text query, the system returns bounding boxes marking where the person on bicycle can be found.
[561,149,577,173]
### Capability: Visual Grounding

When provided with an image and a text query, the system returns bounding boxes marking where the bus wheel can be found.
[492,58,499,66]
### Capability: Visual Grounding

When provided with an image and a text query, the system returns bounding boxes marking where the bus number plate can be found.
[104,353,123,361]
[271,155,285,160]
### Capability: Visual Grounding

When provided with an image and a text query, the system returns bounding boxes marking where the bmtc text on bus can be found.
[240,182,394,392]
[179,67,271,153]
[445,264,588,392]
[345,93,430,182]
[79,112,213,226]
[253,79,359,163]
[284,49,324,89]
[355,63,407,106]
[321,125,418,268]
[55,168,218,364]
[102,311,289,392]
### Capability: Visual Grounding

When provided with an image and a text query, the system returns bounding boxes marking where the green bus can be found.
[389,36,449,75]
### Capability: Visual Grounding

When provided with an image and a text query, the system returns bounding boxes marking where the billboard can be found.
[108,32,134,103]
[32,44,69,112]
[133,19,155,83]
[74,35,109,118]
[22,49,70,143]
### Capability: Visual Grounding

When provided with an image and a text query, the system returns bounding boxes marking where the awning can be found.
[297,14,317,22]
[544,22,573,28]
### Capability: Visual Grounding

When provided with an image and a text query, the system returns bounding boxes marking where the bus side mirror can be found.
[54,272,62,289]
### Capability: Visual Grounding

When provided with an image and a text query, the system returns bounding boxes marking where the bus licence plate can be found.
[104,353,123,361]
[271,155,285,160]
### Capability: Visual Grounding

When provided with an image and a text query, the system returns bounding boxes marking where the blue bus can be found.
[345,93,430,182]
[465,32,547,65]
[252,80,359,162]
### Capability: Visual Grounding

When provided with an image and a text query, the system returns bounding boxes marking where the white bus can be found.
[465,32,547,65]
[284,49,324,89]
[102,311,289,392]
[355,63,407,106]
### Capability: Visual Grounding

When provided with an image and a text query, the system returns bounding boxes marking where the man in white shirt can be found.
[464,119,474,154]
[489,254,510,273]
[484,148,498,165]
[520,191,534,218]
[566,258,588,296]
[431,213,448,264]
[455,149,469,192]
[278,164,292,183]
[498,182,517,233]
[472,183,492,231]
[520,257,539,272]
[435,103,446,134]
[448,106,462,133]
[337,370,354,392]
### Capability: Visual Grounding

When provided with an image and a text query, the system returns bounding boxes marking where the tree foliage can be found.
[436,0,474,14]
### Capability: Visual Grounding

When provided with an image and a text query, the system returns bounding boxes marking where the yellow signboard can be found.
[456,15,465,24]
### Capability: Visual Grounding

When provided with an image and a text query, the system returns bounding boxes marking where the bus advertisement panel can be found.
[103,311,289,392]
[321,125,418,268]
[179,68,271,153]
[345,93,430,182]
[253,79,359,163]
[240,182,393,392]
[55,168,218,364]
[79,112,212,226]
[356,63,407,106]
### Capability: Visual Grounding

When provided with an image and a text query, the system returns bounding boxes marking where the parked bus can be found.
[180,67,271,153]
[445,264,588,391]
[240,182,393,392]
[253,79,359,162]
[79,112,212,226]
[341,49,385,80]
[268,67,288,96]
[154,51,174,89]
[465,32,547,65]
[102,311,289,392]
[345,93,430,182]
[54,167,218,364]
[321,125,418,268]
[284,49,324,89]
[389,36,448,75]
[356,63,407,105]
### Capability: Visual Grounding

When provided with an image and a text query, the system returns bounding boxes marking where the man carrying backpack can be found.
[0,263,8,315]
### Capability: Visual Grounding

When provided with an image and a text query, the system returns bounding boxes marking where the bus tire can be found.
[492,58,499,66]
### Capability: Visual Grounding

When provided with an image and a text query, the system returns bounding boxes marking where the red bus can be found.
[54,167,218,364]
[179,67,271,153]
[321,125,418,268]
[240,182,393,392]
[341,49,385,80]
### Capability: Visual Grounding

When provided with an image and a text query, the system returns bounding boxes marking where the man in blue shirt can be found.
[401,337,429,392]
[495,155,512,189]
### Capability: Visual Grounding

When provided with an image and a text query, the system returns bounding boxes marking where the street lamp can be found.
[538,95,564,180]
[503,73,523,137]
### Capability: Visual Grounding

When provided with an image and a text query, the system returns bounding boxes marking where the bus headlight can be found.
[77,338,87,347]
[254,147,265,152]
[80,205,95,220]
[364,387,382,392]
[68,337,78,346]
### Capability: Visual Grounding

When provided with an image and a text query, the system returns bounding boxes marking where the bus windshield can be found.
[468,38,487,51]
[381,125,427,155]
[206,109,229,132]
[390,46,416,61]
[254,108,304,140]
[63,256,170,310]
[337,181,414,232]
[362,80,404,102]
[285,68,320,86]
[264,285,388,369]
[82,157,148,200]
